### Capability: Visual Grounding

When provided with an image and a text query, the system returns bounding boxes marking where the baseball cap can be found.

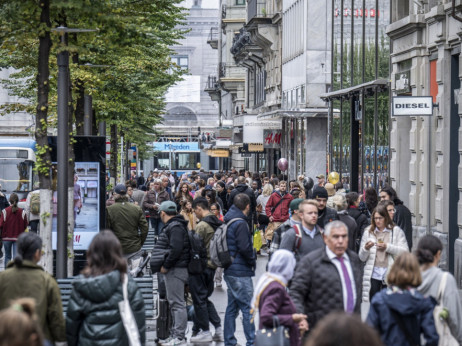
[316,174,325,179]
[114,184,127,195]
[312,186,328,199]
[289,198,304,212]
[158,201,177,213]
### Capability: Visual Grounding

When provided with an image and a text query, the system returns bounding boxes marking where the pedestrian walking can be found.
[289,221,363,330]
[312,185,338,228]
[66,231,146,346]
[0,232,66,344]
[189,198,224,343]
[153,201,191,345]
[0,193,28,266]
[131,180,145,207]
[215,181,228,214]
[24,182,40,234]
[379,185,413,249]
[175,182,193,211]
[417,235,462,344]
[363,187,378,219]
[358,204,408,309]
[106,184,149,270]
[366,252,439,346]
[264,180,293,244]
[179,200,197,231]
[332,194,358,252]
[256,183,272,232]
[143,179,171,237]
[305,312,383,346]
[252,249,308,346]
[279,199,324,261]
[223,193,256,346]
[346,192,370,252]
[0,298,44,346]
[227,176,257,229]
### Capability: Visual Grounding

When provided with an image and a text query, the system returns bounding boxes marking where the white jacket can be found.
[358,225,409,303]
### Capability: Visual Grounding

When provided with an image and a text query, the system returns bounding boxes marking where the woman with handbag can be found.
[417,235,462,345]
[66,231,145,346]
[251,249,308,346]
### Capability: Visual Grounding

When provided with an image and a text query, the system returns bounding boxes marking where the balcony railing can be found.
[207,27,219,49]
[205,75,219,91]
[247,0,270,23]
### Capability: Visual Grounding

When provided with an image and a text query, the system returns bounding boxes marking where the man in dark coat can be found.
[223,193,256,346]
[312,185,338,228]
[227,176,256,227]
[289,220,363,330]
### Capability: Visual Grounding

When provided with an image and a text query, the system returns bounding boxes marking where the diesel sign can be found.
[392,96,434,116]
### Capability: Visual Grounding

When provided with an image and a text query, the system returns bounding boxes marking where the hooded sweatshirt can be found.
[367,287,439,346]
[195,213,223,269]
[418,266,462,344]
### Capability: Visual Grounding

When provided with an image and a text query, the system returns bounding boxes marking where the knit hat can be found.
[289,198,304,212]
[312,186,328,199]
[325,183,335,197]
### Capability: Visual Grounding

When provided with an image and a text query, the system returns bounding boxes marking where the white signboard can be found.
[392,96,434,116]
[165,75,201,103]
[241,116,282,144]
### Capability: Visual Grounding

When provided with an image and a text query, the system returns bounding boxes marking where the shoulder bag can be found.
[255,316,290,346]
[433,272,459,346]
[118,274,141,346]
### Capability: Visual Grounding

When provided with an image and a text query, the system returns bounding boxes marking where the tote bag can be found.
[118,274,141,346]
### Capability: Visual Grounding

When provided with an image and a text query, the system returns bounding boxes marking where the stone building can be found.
[387,0,462,286]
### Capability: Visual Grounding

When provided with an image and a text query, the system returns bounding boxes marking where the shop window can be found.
[236,0,245,5]
[392,0,409,22]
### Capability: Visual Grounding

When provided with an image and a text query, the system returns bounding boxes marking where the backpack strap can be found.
[2,208,6,223]
[292,224,303,252]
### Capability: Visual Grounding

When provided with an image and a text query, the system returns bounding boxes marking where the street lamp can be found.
[51,25,97,279]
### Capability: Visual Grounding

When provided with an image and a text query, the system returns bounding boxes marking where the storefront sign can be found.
[241,115,282,143]
[239,143,265,153]
[392,96,434,116]
[153,142,200,152]
[263,130,282,149]
[207,149,230,157]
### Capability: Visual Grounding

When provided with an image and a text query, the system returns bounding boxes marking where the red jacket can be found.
[0,206,28,241]
[265,191,293,222]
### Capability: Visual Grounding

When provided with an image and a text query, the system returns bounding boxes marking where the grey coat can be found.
[289,247,363,329]
[279,225,324,261]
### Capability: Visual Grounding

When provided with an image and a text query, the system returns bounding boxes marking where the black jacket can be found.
[394,202,412,249]
[217,190,228,213]
[155,215,190,269]
[346,207,370,252]
[337,211,358,252]
[289,247,363,329]
[317,206,339,228]
[228,184,257,224]
[0,194,9,211]
[66,270,145,346]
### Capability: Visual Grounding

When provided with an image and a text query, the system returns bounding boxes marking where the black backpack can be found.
[187,230,207,275]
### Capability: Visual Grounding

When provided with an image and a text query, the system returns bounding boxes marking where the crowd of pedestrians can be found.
[0,167,461,346]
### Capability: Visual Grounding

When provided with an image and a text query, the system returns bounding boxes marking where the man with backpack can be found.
[222,193,256,346]
[280,199,324,261]
[25,182,40,233]
[155,200,191,345]
[189,198,224,343]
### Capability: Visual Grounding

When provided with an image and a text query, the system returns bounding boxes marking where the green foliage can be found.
[0,0,188,174]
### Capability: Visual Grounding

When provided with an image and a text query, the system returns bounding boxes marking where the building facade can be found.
[387,0,462,286]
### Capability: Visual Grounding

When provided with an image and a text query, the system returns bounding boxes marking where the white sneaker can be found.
[213,327,224,342]
[190,330,213,343]
[163,338,186,346]
[158,337,171,345]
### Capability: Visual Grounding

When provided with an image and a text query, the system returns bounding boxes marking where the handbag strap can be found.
[272,315,280,328]
[389,308,418,346]
[436,272,448,303]
[122,273,129,301]
[270,194,285,214]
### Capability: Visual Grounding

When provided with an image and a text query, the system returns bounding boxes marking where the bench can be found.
[57,275,155,318]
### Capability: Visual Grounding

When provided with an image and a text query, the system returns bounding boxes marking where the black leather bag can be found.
[150,248,170,274]
[255,316,290,346]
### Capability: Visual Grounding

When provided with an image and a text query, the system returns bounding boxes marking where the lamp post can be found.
[52,26,97,279]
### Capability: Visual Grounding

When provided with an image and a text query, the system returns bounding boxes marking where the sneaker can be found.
[213,327,224,342]
[158,337,172,345]
[163,338,186,345]
[215,281,222,288]
[190,330,213,343]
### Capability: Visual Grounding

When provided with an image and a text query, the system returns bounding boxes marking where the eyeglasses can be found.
[374,217,384,221]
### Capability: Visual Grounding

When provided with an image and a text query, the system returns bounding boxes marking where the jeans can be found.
[3,241,17,267]
[150,218,164,237]
[163,267,189,340]
[189,267,221,332]
[224,275,255,346]
[29,220,39,234]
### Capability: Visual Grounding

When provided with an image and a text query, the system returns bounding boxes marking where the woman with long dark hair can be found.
[0,193,28,266]
[66,231,145,346]
[358,205,408,308]
[0,232,65,345]
[175,182,193,209]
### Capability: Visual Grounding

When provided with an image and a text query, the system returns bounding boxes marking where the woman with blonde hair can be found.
[256,183,273,233]
[359,204,408,307]
[367,252,439,346]
[0,298,44,346]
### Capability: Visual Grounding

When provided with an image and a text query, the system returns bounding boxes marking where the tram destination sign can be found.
[392,96,434,116]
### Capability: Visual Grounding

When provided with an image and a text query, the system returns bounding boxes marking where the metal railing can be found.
[219,62,226,78]
[208,27,218,42]
[205,75,219,90]
[247,0,269,22]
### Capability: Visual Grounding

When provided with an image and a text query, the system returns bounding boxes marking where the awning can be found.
[257,108,329,120]
[320,79,389,101]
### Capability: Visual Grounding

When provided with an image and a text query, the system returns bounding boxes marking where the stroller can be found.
[129,250,151,277]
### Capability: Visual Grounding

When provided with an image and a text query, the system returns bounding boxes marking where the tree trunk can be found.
[36,0,53,273]
[110,124,118,186]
